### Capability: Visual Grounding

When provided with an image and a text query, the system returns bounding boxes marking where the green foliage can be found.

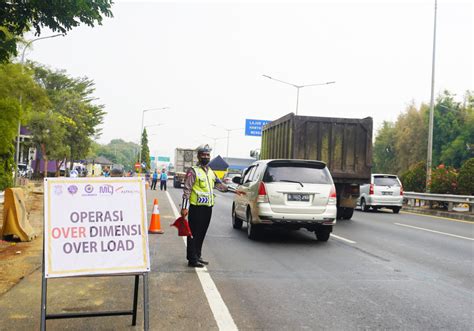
[457,158,474,195]
[438,92,474,167]
[30,63,105,168]
[0,62,49,187]
[141,129,151,171]
[0,99,18,190]
[373,90,473,181]
[400,161,426,192]
[28,111,69,175]
[429,164,458,194]
[0,1,113,63]
[372,121,397,174]
[393,103,428,174]
[90,139,140,172]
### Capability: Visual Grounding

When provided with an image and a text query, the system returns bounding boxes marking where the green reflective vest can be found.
[189,166,216,207]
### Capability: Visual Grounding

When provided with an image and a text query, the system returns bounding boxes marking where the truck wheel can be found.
[247,210,261,240]
[342,208,354,220]
[232,204,243,229]
[361,199,369,212]
[392,207,401,214]
[315,227,331,242]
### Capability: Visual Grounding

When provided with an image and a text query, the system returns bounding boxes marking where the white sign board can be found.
[44,177,150,278]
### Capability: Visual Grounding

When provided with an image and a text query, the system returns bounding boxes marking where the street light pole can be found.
[203,135,227,153]
[426,0,438,192]
[139,107,168,164]
[15,34,63,182]
[211,125,242,159]
[262,74,335,115]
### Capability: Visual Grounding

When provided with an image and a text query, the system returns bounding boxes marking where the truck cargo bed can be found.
[261,113,372,184]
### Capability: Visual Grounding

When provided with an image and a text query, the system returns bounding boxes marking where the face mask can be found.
[200,158,210,165]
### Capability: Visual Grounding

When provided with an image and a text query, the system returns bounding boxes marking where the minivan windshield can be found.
[374,176,400,187]
[263,163,333,185]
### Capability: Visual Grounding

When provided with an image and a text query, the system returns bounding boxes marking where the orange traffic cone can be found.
[148,198,164,234]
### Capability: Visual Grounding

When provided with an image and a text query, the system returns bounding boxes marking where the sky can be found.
[24,0,473,164]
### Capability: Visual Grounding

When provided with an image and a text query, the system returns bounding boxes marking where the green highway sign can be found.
[157,156,170,162]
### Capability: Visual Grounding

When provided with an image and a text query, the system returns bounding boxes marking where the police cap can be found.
[197,144,211,154]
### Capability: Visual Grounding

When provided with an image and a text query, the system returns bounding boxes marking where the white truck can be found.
[173,148,199,188]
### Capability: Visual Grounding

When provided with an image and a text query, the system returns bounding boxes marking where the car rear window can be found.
[263,163,333,184]
[374,176,400,186]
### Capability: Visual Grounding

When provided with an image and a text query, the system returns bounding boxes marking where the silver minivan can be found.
[231,159,337,241]
[358,174,403,213]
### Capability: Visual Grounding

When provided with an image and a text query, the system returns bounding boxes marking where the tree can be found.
[429,164,458,194]
[0,99,18,189]
[0,1,113,63]
[457,158,474,195]
[429,91,464,167]
[394,103,428,174]
[140,129,151,172]
[372,121,397,174]
[0,63,48,189]
[28,111,69,177]
[400,161,426,192]
[90,139,140,171]
[438,91,474,167]
[31,63,105,169]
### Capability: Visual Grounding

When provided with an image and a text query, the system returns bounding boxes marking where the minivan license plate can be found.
[287,194,310,202]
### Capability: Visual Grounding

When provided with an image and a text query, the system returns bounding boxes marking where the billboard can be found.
[245,119,271,137]
[44,177,150,278]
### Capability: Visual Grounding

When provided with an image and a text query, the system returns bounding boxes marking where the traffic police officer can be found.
[181,145,227,268]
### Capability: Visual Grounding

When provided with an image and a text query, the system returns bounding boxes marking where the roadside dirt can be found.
[0,183,43,296]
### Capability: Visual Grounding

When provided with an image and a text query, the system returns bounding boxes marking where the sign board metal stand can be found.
[40,177,151,330]
[40,247,149,331]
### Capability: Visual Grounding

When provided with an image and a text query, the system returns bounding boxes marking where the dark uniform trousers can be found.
[186,204,213,263]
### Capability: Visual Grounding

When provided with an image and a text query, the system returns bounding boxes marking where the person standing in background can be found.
[160,168,168,191]
[151,169,158,190]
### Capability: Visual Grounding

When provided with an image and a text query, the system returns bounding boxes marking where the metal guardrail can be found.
[404,191,474,212]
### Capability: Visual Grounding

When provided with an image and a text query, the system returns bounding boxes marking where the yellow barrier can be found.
[1,188,36,242]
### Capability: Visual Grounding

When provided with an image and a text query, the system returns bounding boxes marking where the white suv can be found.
[358,174,403,213]
[231,159,337,241]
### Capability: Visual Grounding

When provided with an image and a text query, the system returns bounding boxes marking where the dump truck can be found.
[173,147,199,188]
[260,112,373,220]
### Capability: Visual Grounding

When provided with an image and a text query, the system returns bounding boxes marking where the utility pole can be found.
[426,0,438,192]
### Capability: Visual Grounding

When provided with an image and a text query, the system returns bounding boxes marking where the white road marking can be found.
[330,234,356,244]
[165,191,238,331]
[394,223,474,241]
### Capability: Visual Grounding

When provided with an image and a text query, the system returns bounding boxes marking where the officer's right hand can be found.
[181,208,188,217]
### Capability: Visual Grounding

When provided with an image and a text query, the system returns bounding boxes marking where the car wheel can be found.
[315,227,331,241]
[246,210,260,240]
[392,207,401,214]
[361,198,369,212]
[232,204,243,229]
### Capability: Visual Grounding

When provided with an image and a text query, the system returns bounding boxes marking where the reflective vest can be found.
[189,166,216,207]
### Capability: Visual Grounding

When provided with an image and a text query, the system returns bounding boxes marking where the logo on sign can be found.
[84,185,94,194]
[116,186,139,194]
[54,185,63,196]
[99,185,114,195]
[67,185,78,195]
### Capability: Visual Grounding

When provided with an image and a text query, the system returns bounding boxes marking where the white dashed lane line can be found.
[331,234,357,244]
[394,223,474,241]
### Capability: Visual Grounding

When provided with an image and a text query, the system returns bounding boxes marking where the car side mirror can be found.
[232,176,241,184]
